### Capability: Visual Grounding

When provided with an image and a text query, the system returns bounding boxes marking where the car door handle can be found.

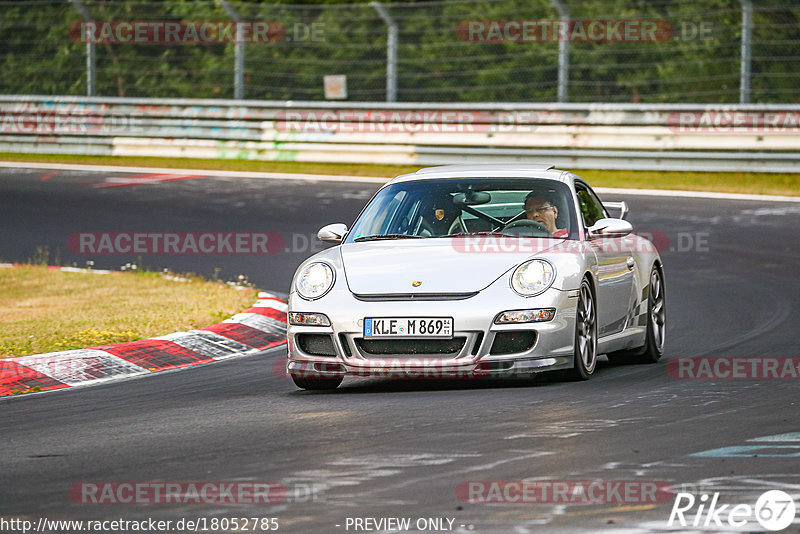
[626,257,635,270]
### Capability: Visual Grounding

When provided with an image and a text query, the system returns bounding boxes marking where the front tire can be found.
[291,374,343,390]
[608,266,665,364]
[568,279,597,380]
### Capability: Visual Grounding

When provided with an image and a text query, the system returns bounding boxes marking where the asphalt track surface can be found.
[1,167,799,533]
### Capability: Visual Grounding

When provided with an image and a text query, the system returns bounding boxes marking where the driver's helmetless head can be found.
[524,194,558,234]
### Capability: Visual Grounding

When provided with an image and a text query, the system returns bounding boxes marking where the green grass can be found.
[577,169,800,197]
[1,152,799,196]
[0,265,259,358]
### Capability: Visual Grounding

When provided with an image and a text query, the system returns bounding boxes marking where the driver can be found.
[524,192,568,237]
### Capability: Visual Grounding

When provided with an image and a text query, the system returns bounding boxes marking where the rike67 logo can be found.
[669,490,796,531]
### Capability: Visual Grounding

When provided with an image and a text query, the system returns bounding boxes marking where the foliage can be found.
[0,0,797,102]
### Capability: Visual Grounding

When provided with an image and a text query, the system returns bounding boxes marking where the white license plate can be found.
[364,317,453,338]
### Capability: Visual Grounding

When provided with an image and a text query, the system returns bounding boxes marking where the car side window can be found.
[576,186,606,227]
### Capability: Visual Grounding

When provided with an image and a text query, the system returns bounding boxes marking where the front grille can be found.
[296,333,337,356]
[355,337,467,356]
[489,331,537,355]
[353,292,478,302]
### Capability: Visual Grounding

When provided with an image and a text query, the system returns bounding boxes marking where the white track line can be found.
[1,160,798,202]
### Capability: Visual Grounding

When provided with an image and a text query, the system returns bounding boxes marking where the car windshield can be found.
[345,178,578,243]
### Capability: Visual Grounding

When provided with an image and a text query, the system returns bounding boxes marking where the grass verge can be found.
[0,152,418,179]
[1,152,799,196]
[0,265,257,358]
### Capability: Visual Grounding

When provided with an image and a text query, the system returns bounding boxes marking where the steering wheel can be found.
[502,219,551,235]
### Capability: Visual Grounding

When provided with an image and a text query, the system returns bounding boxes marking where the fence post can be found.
[548,0,570,103]
[370,2,398,102]
[69,0,95,97]
[219,0,245,99]
[738,0,753,104]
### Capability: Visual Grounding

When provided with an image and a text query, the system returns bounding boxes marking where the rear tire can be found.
[607,267,665,364]
[291,374,343,390]
[568,279,597,381]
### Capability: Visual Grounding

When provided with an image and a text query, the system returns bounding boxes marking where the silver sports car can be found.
[287,164,665,390]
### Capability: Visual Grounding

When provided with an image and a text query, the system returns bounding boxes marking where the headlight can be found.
[511,259,555,296]
[495,309,555,324]
[295,262,335,300]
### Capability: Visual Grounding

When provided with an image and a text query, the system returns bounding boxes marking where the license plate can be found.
[364,317,453,338]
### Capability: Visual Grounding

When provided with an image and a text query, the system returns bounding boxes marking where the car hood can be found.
[341,238,562,295]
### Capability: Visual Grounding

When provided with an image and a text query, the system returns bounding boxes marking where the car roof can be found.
[387,164,571,185]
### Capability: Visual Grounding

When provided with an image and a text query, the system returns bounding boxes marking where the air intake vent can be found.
[355,337,466,356]
[471,332,484,355]
[297,334,337,356]
[489,331,537,355]
[338,333,352,357]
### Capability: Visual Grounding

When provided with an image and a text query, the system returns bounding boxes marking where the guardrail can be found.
[1,96,799,173]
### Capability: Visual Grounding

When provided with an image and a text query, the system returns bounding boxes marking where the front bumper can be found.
[287,284,578,380]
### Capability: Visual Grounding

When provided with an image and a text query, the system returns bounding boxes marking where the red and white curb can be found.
[0,292,287,397]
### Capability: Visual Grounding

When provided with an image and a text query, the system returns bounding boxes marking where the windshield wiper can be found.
[353,234,427,242]
[451,231,521,238]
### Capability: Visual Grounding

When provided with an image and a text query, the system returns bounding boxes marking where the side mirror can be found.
[588,218,633,239]
[317,223,348,243]
[602,201,629,220]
